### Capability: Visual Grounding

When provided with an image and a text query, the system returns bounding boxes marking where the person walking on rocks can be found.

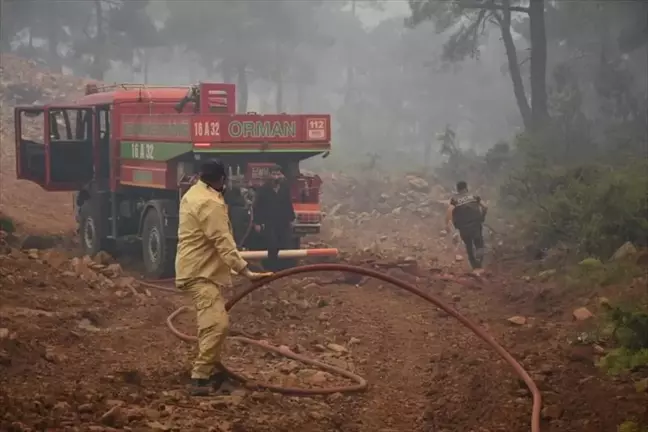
[446,180,488,275]
[176,159,272,396]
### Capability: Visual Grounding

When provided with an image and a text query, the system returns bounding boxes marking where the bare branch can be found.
[479,10,493,33]
[457,1,529,14]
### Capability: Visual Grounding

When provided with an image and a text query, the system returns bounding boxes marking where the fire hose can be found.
[140,264,541,432]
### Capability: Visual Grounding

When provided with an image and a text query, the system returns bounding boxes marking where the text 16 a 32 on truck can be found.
[14,82,333,278]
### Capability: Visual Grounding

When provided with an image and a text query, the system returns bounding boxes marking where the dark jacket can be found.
[253,182,295,228]
[450,192,484,230]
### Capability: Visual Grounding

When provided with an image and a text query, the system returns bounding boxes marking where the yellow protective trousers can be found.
[183,280,230,379]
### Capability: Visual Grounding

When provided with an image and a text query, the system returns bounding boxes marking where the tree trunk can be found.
[236,62,248,113]
[142,49,150,84]
[46,2,61,72]
[221,59,234,83]
[0,0,10,52]
[90,0,107,81]
[274,41,284,112]
[275,68,284,112]
[296,80,304,112]
[529,0,549,129]
[499,1,532,130]
[344,0,357,107]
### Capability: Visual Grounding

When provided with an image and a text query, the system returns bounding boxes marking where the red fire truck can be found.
[14,82,333,277]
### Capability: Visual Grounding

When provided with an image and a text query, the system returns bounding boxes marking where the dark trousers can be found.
[262,224,292,271]
[459,224,485,269]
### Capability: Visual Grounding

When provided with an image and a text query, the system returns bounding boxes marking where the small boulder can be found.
[308,371,332,385]
[537,269,556,281]
[44,347,67,363]
[507,316,527,326]
[93,251,114,265]
[407,176,430,192]
[611,241,637,261]
[541,404,563,420]
[326,343,348,354]
[146,421,171,431]
[78,403,94,413]
[100,405,124,427]
[573,307,593,321]
[598,297,611,308]
[102,263,123,278]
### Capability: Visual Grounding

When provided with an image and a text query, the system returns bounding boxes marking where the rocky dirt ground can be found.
[1,54,647,432]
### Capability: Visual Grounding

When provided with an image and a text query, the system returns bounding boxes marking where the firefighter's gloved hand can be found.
[242,267,274,281]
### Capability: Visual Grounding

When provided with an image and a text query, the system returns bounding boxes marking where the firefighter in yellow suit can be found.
[176,159,273,396]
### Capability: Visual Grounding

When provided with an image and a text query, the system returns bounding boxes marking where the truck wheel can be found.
[79,201,112,257]
[141,209,176,279]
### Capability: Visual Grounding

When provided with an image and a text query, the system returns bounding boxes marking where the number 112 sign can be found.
[306,117,328,141]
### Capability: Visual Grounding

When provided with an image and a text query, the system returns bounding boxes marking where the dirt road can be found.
[1,236,646,432]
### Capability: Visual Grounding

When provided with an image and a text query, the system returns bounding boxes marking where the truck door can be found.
[15,107,47,185]
[15,105,96,191]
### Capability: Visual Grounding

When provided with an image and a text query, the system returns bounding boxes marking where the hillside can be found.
[0,54,93,234]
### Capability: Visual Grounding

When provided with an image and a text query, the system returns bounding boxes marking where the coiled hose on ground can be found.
[140,263,541,432]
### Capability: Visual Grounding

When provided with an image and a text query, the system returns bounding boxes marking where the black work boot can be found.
[190,378,212,396]
[209,371,228,390]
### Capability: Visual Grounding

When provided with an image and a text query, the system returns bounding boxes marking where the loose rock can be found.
[541,404,564,420]
[572,307,593,321]
[507,316,527,326]
[326,343,348,353]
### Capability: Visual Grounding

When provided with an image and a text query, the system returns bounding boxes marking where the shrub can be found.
[599,303,648,375]
[500,159,648,258]
[0,214,16,233]
[618,420,648,432]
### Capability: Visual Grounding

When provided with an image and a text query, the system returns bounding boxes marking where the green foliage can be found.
[406,0,526,61]
[433,125,493,187]
[599,348,648,375]
[484,141,511,173]
[0,215,16,233]
[599,302,648,376]
[561,260,644,291]
[1,0,163,78]
[606,305,648,351]
[618,420,648,432]
[500,155,648,258]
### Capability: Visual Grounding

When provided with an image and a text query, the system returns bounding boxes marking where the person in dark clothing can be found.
[224,186,249,246]
[253,166,296,271]
[446,181,488,275]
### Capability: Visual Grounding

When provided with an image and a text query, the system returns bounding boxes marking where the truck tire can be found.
[79,201,113,257]
[141,209,176,279]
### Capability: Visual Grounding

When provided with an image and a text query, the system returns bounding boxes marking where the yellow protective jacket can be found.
[175,180,248,288]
